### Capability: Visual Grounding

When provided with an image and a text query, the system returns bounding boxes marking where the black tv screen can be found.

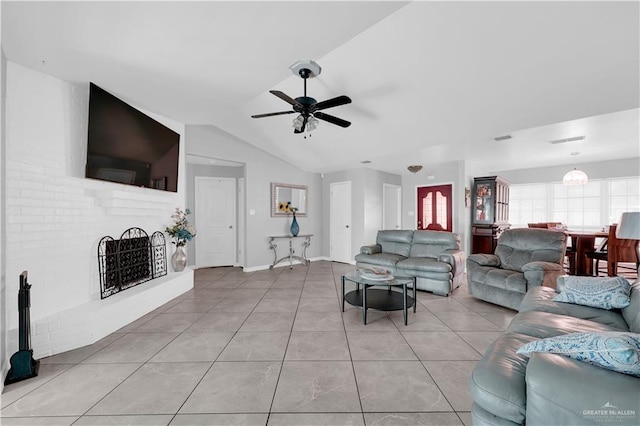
[86,83,179,192]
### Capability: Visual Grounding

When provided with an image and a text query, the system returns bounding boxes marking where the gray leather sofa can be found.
[470,276,640,426]
[355,230,466,296]
[467,228,567,310]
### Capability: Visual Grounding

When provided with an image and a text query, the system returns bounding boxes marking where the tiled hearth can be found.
[1,261,516,425]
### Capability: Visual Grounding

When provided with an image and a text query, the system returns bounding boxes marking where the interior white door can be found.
[383,183,402,230]
[330,181,352,263]
[195,177,236,268]
[237,177,245,267]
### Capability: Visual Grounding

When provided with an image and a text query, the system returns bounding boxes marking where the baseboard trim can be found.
[242,257,339,273]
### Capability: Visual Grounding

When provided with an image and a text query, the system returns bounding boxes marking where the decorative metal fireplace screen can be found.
[98,227,167,299]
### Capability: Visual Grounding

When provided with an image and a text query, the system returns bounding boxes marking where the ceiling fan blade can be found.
[251,111,296,119]
[294,115,308,134]
[270,90,302,107]
[312,95,352,111]
[313,111,351,128]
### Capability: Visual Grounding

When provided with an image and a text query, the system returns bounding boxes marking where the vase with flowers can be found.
[165,207,197,272]
[278,201,299,236]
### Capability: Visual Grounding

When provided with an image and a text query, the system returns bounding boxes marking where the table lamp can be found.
[616,212,640,279]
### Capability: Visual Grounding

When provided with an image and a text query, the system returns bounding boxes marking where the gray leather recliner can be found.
[467,228,567,310]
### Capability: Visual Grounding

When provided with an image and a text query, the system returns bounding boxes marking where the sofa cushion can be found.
[470,333,538,424]
[376,230,413,257]
[517,332,640,377]
[495,229,566,272]
[519,287,630,331]
[354,253,406,269]
[507,310,626,339]
[486,269,528,293]
[409,230,458,258]
[396,257,451,273]
[472,403,522,426]
[554,276,632,310]
[622,282,640,334]
[525,352,640,426]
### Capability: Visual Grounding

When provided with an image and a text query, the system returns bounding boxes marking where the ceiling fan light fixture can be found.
[307,116,319,131]
[292,114,304,132]
[252,61,351,134]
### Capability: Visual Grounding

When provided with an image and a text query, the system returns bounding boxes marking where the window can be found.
[509,183,547,228]
[609,177,640,224]
[509,177,639,230]
[552,181,601,231]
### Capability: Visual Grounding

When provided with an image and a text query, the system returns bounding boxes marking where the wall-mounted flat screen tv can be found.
[86,83,179,192]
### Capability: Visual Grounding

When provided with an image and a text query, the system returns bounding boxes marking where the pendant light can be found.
[563,152,588,186]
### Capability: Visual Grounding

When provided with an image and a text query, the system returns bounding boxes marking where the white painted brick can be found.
[5,62,187,359]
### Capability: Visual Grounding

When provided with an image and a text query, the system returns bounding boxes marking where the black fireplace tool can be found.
[4,271,40,385]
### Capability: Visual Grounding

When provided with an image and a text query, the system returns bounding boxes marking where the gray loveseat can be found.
[467,228,567,310]
[470,276,640,426]
[355,230,466,296]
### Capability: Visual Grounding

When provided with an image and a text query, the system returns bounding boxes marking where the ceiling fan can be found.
[251,60,352,134]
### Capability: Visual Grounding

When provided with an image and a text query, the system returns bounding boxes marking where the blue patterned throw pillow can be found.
[517,332,640,377]
[554,276,631,310]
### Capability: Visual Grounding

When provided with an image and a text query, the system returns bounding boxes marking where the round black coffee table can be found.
[341,270,416,325]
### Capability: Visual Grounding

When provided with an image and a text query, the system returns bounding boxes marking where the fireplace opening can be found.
[98,227,167,299]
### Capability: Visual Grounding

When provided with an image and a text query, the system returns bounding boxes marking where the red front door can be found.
[417,184,453,232]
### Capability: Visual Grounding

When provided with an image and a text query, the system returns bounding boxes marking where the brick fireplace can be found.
[3,62,193,360]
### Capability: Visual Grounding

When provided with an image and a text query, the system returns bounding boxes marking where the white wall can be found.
[185,125,322,269]
[1,46,8,386]
[493,158,640,184]
[4,62,188,358]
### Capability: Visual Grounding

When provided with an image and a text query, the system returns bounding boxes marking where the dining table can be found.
[565,230,609,276]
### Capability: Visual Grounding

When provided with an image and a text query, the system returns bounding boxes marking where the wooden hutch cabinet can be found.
[471,176,510,254]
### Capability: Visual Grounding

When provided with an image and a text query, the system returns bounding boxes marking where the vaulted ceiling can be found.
[3,1,638,174]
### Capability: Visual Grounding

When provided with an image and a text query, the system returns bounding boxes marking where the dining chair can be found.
[587,224,639,276]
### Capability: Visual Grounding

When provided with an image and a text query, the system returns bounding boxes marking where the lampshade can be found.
[307,116,319,131]
[562,168,588,185]
[292,115,304,131]
[292,115,318,132]
[616,212,640,239]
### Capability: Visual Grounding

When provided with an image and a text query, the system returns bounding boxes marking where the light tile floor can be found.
[1,261,516,426]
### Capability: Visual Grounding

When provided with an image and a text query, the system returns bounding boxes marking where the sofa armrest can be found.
[467,253,501,267]
[439,249,467,275]
[522,261,564,289]
[360,244,382,255]
[526,352,640,426]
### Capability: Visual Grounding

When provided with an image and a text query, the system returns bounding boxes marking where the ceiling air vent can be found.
[549,135,586,145]
[494,135,512,142]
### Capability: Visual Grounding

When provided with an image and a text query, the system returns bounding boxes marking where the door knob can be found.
[345,225,350,228]
[229,225,233,229]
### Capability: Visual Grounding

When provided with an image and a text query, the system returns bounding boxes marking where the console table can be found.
[268,234,313,269]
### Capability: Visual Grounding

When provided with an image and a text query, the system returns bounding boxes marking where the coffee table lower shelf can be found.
[343,289,415,311]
